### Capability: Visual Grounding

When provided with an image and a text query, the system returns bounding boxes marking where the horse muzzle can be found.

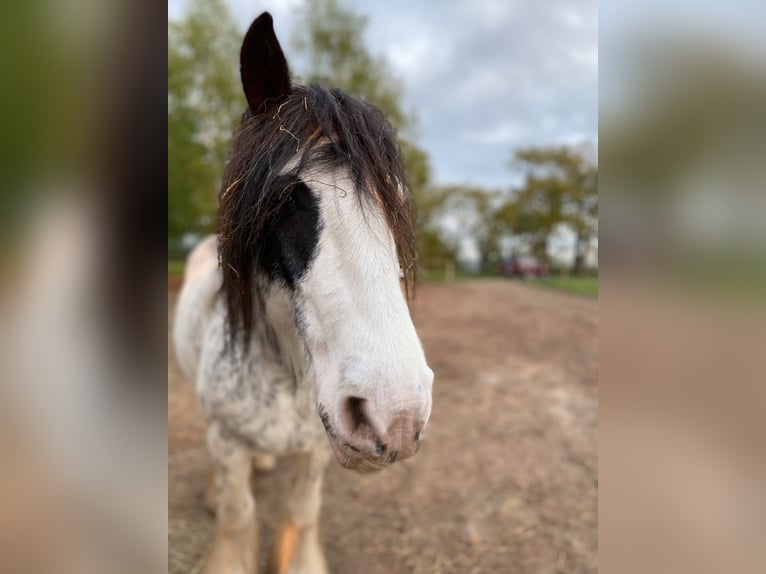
[319,392,430,473]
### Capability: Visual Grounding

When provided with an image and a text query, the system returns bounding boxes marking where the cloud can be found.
[353,0,598,187]
[461,122,524,146]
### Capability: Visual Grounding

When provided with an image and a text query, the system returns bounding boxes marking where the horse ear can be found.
[240,12,291,114]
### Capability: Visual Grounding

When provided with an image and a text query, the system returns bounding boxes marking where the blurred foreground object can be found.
[0,0,165,572]
[2,199,166,574]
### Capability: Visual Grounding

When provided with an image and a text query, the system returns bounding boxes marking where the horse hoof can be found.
[202,525,258,574]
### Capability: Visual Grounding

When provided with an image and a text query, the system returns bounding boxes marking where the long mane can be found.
[218,84,416,342]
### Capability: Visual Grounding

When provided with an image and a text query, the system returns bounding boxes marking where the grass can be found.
[528,275,598,297]
[168,260,185,276]
[168,259,598,298]
[418,268,494,283]
[418,267,598,298]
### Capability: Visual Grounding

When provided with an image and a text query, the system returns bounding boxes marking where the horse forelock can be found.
[217,84,416,344]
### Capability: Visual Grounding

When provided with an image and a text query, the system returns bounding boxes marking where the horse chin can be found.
[328,441,390,474]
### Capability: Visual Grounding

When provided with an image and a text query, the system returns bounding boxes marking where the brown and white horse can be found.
[173,13,433,574]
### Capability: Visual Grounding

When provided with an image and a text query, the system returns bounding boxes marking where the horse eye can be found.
[289,181,314,211]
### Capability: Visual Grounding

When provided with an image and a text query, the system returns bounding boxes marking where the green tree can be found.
[422,185,504,273]
[292,0,409,131]
[398,142,456,265]
[457,187,503,274]
[504,145,598,273]
[412,183,457,267]
[168,0,242,240]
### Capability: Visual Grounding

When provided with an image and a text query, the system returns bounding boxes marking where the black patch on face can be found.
[219,83,416,345]
[260,177,321,287]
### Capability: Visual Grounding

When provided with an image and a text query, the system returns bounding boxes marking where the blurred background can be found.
[168,1,598,573]
[600,2,766,574]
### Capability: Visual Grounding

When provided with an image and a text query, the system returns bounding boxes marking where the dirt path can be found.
[169,280,598,574]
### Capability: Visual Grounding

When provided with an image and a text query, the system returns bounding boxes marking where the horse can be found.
[172,12,434,574]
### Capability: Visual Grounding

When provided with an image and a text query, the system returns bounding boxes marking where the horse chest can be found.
[197,346,325,454]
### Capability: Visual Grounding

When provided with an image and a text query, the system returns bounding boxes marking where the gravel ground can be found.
[169,279,598,574]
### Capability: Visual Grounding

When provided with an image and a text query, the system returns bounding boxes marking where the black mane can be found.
[218,84,416,342]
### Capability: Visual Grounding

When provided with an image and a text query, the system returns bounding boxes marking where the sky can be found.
[169,0,598,191]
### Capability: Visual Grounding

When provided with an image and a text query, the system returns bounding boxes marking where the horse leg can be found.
[202,422,258,574]
[204,452,276,514]
[267,449,330,574]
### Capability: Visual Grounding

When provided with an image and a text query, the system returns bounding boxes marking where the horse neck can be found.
[251,280,311,385]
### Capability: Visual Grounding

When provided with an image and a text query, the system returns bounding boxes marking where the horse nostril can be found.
[337,397,426,461]
[344,396,368,432]
[375,438,387,455]
[340,397,388,457]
